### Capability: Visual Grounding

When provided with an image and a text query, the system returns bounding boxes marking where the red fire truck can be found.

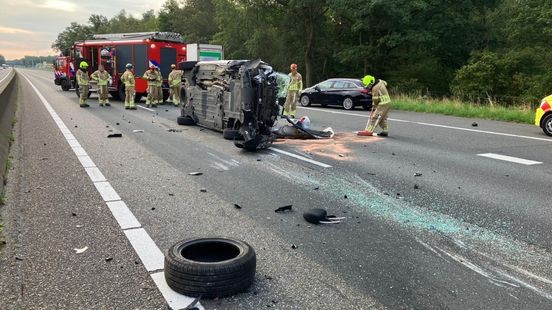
[53,55,75,91]
[70,32,187,102]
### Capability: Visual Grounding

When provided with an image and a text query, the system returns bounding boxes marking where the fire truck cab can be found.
[53,56,74,91]
[71,32,187,102]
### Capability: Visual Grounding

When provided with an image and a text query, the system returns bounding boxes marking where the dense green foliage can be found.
[51,0,551,106]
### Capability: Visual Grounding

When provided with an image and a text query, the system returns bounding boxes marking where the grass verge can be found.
[392,95,535,124]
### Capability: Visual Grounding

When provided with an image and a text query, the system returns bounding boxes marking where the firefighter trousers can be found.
[125,86,136,109]
[170,85,180,106]
[79,85,89,106]
[155,85,163,104]
[366,104,390,133]
[284,90,299,117]
[147,84,157,106]
[97,85,109,105]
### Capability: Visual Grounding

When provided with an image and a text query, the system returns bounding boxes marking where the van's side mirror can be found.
[314,85,320,92]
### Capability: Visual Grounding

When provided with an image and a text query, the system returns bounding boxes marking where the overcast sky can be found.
[0,0,165,60]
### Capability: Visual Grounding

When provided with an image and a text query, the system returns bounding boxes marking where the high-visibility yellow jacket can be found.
[91,70,110,86]
[121,70,135,87]
[168,69,183,87]
[76,69,90,86]
[288,72,303,92]
[371,80,391,106]
[143,69,159,87]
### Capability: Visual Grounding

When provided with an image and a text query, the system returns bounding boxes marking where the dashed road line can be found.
[300,107,552,143]
[269,147,332,168]
[22,73,203,310]
[477,153,542,166]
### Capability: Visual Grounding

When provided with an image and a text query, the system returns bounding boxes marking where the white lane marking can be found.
[0,68,13,85]
[269,147,332,168]
[67,139,81,148]
[107,201,141,230]
[300,107,552,143]
[22,73,202,309]
[138,105,155,112]
[477,153,542,166]
[71,146,88,157]
[77,155,96,168]
[93,181,121,202]
[151,272,205,310]
[85,167,107,182]
[124,228,165,272]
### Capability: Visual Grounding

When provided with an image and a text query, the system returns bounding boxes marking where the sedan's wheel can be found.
[300,95,311,107]
[177,116,195,126]
[223,128,243,140]
[164,238,256,298]
[342,97,354,110]
[542,114,552,136]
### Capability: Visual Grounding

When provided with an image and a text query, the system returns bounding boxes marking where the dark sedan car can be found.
[299,78,372,110]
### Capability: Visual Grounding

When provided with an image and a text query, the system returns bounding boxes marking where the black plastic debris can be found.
[105,257,113,262]
[151,207,156,210]
[107,133,123,138]
[291,244,297,249]
[200,189,207,193]
[167,129,182,132]
[234,204,242,209]
[116,123,120,125]
[414,172,422,177]
[303,208,345,225]
[188,172,203,176]
[344,195,348,199]
[313,187,319,190]
[74,125,78,128]
[72,212,77,217]
[168,193,174,196]
[275,205,292,213]
[472,122,478,127]
[414,184,419,189]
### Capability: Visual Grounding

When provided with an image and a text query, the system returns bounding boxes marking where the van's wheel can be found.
[164,238,256,298]
[177,116,195,126]
[542,114,552,136]
[110,91,120,100]
[134,94,143,103]
[223,129,243,140]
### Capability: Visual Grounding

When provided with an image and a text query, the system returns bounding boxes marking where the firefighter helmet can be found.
[79,61,89,69]
[362,75,375,86]
[125,63,133,69]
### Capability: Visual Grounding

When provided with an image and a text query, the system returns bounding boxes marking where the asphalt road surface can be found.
[1,69,551,309]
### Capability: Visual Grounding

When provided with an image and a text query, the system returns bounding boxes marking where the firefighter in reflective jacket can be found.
[283,63,303,118]
[90,65,111,106]
[143,65,159,107]
[168,64,182,106]
[155,67,163,105]
[121,63,137,110]
[76,61,90,107]
[358,75,391,137]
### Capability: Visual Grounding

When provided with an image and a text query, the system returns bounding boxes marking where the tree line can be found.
[52,0,552,106]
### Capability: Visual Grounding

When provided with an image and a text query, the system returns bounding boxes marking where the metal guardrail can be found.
[0,68,18,195]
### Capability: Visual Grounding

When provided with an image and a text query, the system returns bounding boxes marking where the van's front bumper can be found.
[535,108,545,127]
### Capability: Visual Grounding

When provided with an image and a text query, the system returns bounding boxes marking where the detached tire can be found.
[177,116,195,126]
[164,238,256,298]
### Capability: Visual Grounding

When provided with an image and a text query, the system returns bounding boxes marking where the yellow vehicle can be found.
[535,95,552,136]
